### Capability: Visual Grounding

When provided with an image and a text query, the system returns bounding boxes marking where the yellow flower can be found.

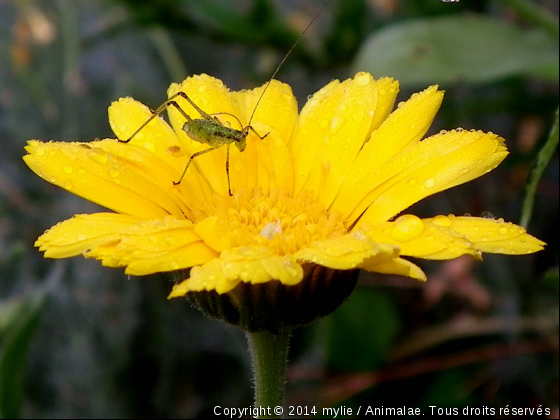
[24,73,544,300]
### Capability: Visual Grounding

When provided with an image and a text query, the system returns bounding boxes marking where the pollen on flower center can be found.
[198,189,347,256]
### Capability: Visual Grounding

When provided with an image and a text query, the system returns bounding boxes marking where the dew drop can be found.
[320,119,329,129]
[424,178,436,189]
[397,102,405,108]
[170,261,180,270]
[330,116,345,133]
[432,214,452,228]
[78,234,87,241]
[391,215,425,242]
[354,72,372,86]
[498,227,508,235]
[108,167,119,178]
[35,147,46,156]
[198,85,207,93]
[143,142,156,153]
[481,236,489,242]
[63,181,73,190]
[379,89,387,96]
[148,118,158,127]
[407,178,418,186]
[88,148,108,164]
[62,165,74,174]
[49,177,57,184]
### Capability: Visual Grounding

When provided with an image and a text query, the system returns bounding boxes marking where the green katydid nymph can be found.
[117,1,330,196]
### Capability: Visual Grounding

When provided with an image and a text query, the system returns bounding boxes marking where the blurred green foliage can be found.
[0,0,558,418]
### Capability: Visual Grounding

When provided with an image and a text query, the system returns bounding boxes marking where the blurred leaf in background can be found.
[0,0,558,418]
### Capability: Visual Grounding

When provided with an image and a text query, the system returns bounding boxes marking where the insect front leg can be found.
[120,99,193,144]
[247,126,269,140]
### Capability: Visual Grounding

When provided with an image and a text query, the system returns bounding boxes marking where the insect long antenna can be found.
[247,0,331,126]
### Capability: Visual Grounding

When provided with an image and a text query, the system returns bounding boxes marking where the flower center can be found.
[196,189,347,255]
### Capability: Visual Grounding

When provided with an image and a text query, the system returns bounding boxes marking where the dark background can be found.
[0,0,558,418]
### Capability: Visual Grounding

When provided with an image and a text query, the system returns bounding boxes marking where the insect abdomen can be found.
[183,120,243,146]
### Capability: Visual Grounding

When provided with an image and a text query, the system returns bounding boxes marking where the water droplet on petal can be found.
[88,148,108,164]
[63,181,72,190]
[407,178,418,186]
[143,142,156,153]
[330,116,345,133]
[498,227,508,235]
[424,178,436,189]
[198,85,207,93]
[320,120,329,129]
[35,147,46,156]
[432,215,452,227]
[108,167,119,178]
[354,72,372,86]
[78,168,86,175]
[63,165,74,174]
[391,215,425,242]
[78,234,87,241]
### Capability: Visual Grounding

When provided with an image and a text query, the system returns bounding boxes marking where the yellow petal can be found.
[169,246,304,297]
[427,215,546,255]
[35,213,141,258]
[167,74,243,195]
[251,123,294,195]
[86,217,218,274]
[362,215,480,260]
[107,97,215,208]
[232,80,299,144]
[369,77,400,134]
[108,97,181,170]
[339,130,507,225]
[292,73,378,206]
[124,242,217,276]
[294,230,398,270]
[332,85,444,214]
[24,140,183,218]
[194,216,232,252]
[361,257,427,281]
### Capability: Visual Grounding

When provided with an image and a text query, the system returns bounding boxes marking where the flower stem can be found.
[247,329,291,419]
